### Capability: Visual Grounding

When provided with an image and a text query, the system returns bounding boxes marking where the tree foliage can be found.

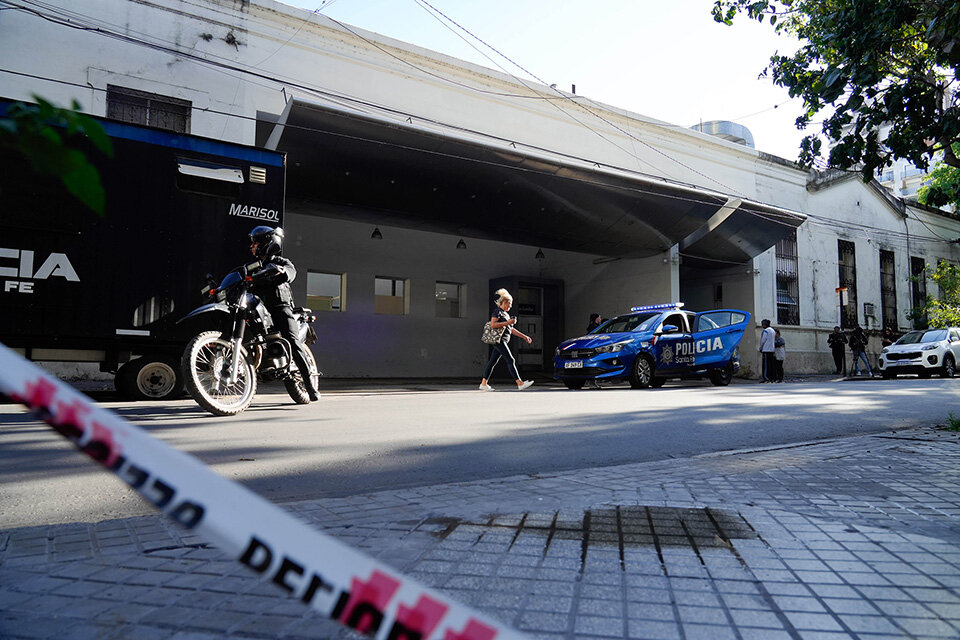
[918,143,960,209]
[911,261,960,328]
[712,1,960,182]
[0,96,112,214]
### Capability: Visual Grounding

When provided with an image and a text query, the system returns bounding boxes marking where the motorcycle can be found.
[178,259,320,416]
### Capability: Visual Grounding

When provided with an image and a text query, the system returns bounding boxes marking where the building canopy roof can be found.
[264,98,805,266]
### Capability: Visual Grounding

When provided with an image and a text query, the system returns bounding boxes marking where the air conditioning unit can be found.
[864,302,876,317]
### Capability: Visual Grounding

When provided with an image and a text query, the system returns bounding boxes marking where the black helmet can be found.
[249,226,284,258]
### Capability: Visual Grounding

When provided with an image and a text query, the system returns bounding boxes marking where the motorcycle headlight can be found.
[921,344,939,351]
[595,340,632,354]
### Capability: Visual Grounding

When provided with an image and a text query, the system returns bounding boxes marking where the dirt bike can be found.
[178,259,320,416]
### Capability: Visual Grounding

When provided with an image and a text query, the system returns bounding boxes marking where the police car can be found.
[554,303,751,389]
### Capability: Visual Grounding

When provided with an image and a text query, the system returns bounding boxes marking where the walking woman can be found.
[479,288,535,391]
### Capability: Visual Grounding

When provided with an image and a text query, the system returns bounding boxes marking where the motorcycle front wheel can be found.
[182,331,257,416]
[284,348,320,404]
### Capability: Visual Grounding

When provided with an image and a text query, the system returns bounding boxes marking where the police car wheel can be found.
[629,355,653,389]
[709,363,733,386]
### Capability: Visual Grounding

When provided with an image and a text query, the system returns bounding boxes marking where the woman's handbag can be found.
[481,321,505,344]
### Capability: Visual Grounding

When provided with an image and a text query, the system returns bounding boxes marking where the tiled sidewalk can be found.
[2,427,960,639]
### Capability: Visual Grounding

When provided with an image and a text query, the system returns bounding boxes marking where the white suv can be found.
[879,327,960,379]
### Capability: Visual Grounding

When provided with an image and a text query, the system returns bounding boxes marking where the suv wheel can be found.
[942,354,956,378]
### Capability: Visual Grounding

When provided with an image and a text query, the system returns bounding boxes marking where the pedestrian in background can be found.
[881,327,897,349]
[849,324,873,377]
[479,288,534,391]
[758,319,776,382]
[584,313,605,389]
[774,329,786,382]
[586,313,603,334]
[828,326,847,375]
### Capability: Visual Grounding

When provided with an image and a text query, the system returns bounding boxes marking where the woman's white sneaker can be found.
[479,383,494,391]
[518,380,534,390]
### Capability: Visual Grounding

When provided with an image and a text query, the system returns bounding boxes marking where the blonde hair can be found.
[494,288,513,304]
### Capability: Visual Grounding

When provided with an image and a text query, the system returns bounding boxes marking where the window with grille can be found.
[838,240,858,328]
[879,250,897,330]
[910,256,927,329]
[106,85,191,133]
[776,231,799,325]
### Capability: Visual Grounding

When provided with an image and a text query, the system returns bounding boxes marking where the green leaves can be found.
[1,95,113,215]
[713,0,960,176]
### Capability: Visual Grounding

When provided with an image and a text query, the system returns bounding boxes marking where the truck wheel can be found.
[124,356,184,400]
[629,355,654,389]
[563,379,585,390]
[284,349,320,404]
[182,331,257,416]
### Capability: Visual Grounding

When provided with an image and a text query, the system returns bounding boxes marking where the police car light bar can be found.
[630,302,684,312]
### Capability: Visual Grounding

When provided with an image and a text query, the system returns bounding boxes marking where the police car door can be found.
[692,310,751,368]
[653,312,692,373]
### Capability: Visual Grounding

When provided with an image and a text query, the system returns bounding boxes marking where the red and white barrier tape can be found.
[0,343,529,640]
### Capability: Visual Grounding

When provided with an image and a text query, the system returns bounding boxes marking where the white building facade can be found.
[2,0,958,378]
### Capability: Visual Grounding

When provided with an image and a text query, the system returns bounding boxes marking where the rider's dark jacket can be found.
[251,255,296,309]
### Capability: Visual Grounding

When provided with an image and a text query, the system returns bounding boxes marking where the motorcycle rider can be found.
[248,225,320,402]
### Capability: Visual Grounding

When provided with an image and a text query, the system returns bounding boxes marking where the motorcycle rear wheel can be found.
[183,331,257,416]
[284,348,320,404]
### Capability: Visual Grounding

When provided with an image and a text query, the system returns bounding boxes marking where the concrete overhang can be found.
[263,97,806,266]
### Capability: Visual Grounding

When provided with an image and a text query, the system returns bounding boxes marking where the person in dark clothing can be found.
[479,288,534,391]
[586,313,603,334]
[248,225,320,402]
[881,327,897,349]
[584,313,604,388]
[849,324,873,376]
[827,326,847,375]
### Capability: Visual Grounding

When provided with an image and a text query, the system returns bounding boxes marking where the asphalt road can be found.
[2,377,959,528]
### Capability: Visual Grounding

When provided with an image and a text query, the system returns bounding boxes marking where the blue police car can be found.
[554,303,751,389]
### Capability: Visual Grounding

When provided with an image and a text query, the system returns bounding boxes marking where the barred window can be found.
[106,85,191,133]
[910,256,927,329]
[775,231,799,325]
[879,250,897,330]
[838,240,858,328]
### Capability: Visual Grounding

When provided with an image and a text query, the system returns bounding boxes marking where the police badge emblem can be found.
[661,344,674,365]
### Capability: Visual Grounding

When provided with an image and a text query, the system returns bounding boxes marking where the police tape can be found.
[0,343,530,640]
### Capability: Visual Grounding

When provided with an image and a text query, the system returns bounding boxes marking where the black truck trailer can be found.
[0,101,285,399]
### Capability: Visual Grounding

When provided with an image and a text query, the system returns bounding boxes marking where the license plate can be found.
[564,361,583,369]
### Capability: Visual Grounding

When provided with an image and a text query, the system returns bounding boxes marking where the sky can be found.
[280,0,809,160]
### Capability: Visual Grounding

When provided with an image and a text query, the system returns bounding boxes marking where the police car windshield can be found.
[595,313,658,334]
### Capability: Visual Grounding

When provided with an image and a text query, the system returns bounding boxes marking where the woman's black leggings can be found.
[483,341,520,380]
